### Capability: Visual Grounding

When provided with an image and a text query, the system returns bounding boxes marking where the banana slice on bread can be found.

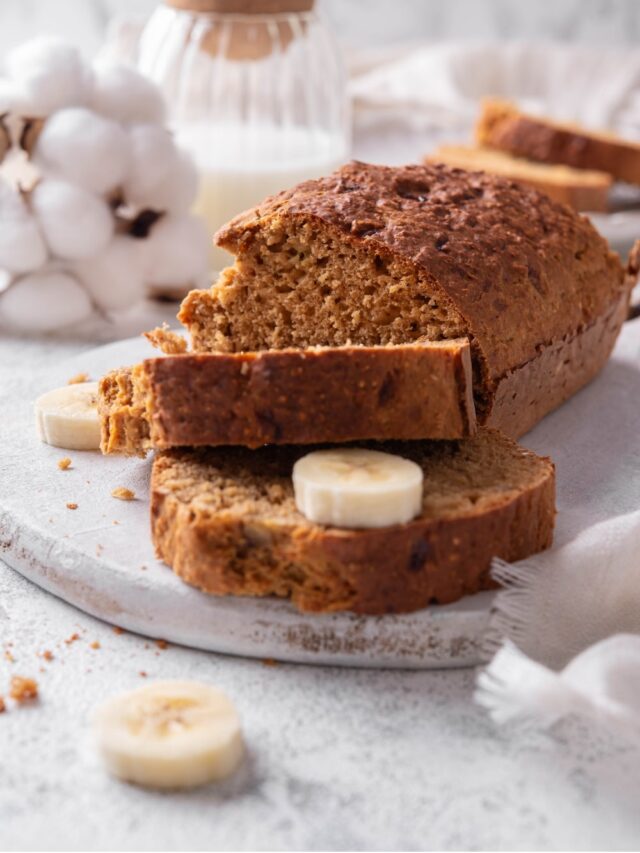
[93,680,244,789]
[293,448,424,528]
[35,382,101,450]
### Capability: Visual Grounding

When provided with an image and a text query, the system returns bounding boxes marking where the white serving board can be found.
[0,336,495,669]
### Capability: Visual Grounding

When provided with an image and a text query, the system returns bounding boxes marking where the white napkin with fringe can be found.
[474,317,640,738]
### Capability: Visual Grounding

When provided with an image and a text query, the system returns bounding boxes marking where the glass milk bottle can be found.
[137,0,350,272]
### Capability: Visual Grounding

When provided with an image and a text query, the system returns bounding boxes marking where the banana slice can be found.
[293,448,424,529]
[93,680,244,789]
[35,381,101,450]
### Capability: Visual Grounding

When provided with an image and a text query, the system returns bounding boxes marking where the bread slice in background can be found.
[150,429,555,615]
[426,144,611,211]
[476,98,640,185]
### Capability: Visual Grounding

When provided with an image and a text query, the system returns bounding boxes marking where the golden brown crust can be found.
[477,99,640,185]
[99,340,477,454]
[150,431,556,614]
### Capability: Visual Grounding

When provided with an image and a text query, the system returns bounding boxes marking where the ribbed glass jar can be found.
[137,0,350,270]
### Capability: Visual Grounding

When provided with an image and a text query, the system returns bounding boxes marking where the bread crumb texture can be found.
[58,457,72,470]
[67,372,89,385]
[10,675,38,703]
[144,323,188,354]
[112,487,136,501]
[66,502,78,510]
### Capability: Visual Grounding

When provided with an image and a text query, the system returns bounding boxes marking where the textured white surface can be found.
[1,317,640,849]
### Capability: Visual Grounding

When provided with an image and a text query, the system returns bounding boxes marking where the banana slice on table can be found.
[35,381,101,450]
[93,680,244,789]
[293,448,424,529]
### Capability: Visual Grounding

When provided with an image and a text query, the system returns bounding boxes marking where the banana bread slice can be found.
[151,429,555,614]
[99,340,476,455]
[476,99,640,185]
[178,161,629,438]
[426,144,612,211]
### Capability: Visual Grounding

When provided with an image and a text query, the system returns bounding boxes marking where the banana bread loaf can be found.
[476,99,640,185]
[100,339,476,455]
[151,428,555,614]
[426,144,612,211]
[178,161,629,438]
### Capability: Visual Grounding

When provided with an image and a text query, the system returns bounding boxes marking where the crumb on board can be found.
[112,487,135,501]
[66,502,78,510]
[67,372,89,385]
[139,671,147,678]
[144,323,188,354]
[90,641,101,650]
[41,650,54,661]
[113,626,125,635]
[262,658,279,667]
[64,632,80,645]
[58,457,72,470]
[9,676,38,703]
[0,696,5,713]
[156,639,168,650]
[4,650,15,663]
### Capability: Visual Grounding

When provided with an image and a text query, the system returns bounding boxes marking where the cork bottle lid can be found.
[166,0,314,13]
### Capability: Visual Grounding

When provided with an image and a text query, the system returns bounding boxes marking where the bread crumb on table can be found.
[4,650,15,663]
[111,487,135,501]
[58,457,72,470]
[66,502,78,510]
[90,641,101,650]
[139,671,147,678]
[9,676,38,703]
[41,650,54,661]
[64,632,80,645]
[67,372,89,385]
[144,323,188,355]
[156,639,168,650]
[113,626,125,635]
[0,696,5,713]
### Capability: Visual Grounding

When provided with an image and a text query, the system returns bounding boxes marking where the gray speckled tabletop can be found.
[2,325,640,852]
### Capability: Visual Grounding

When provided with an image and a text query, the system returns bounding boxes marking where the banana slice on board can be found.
[93,680,244,789]
[35,381,101,450]
[293,448,424,529]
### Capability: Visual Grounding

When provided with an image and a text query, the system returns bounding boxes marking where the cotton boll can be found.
[5,38,93,117]
[33,107,130,194]
[0,269,93,331]
[32,179,114,260]
[0,180,48,273]
[123,124,176,206]
[136,148,199,214]
[144,214,209,287]
[74,236,146,312]
[91,61,165,125]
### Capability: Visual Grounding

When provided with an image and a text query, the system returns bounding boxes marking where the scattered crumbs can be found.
[90,641,101,650]
[113,626,125,635]
[144,324,187,355]
[64,632,80,645]
[262,658,279,667]
[139,671,147,678]
[156,639,168,650]
[66,502,78,510]
[41,650,54,662]
[9,675,38,703]
[0,696,5,713]
[4,650,15,663]
[68,372,89,385]
[113,520,120,525]
[58,457,72,470]
[111,487,135,501]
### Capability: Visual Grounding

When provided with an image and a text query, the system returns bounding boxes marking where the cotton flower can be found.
[138,147,199,214]
[31,178,114,260]
[143,214,209,287]
[74,235,146,312]
[91,61,166,125]
[33,107,130,195]
[4,37,93,117]
[123,123,176,206]
[0,179,48,273]
[0,269,93,331]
